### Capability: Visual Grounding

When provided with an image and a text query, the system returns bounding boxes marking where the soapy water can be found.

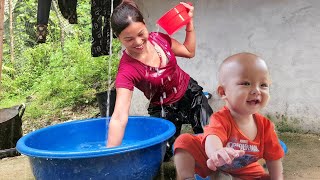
[76,140,136,151]
[78,142,105,151]
[78,140,137,151]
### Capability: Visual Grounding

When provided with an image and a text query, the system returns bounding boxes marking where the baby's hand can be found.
[180,2,194,18]
[206,147,245,171]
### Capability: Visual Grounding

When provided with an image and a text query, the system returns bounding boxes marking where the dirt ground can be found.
[0,132,320,180]
[278,132,320,180]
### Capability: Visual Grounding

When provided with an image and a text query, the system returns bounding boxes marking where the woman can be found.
[107,0,213,161]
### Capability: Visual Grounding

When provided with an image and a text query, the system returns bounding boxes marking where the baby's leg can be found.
[175,148,196,180]
[174,134,212,180]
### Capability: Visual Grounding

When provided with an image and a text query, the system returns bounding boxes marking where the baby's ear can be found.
[217,85,226,99]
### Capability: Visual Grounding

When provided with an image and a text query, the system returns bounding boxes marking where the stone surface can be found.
[128,0,320,133]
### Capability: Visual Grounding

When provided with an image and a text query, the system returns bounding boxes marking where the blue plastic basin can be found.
[16,116,175,180]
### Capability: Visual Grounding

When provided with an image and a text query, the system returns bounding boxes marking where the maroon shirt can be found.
[115,32,190,105]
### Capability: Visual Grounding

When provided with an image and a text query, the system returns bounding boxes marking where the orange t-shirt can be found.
[201,106,284,172]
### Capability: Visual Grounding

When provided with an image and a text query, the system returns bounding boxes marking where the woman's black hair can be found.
[111,1,145,37]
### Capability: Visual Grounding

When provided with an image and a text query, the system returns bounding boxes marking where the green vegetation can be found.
[1,0,121,130]
[266,114,300,133]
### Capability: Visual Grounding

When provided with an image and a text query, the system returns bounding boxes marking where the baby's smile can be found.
[246,99,260,105]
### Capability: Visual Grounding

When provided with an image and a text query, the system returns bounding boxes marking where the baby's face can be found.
[222,57,271,115]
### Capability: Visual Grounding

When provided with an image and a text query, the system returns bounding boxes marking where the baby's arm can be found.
[266,159,284,180]
[205,135,245,171]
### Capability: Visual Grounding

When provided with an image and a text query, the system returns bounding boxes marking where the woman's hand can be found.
[180,2,194,18]
[106,88,132,148]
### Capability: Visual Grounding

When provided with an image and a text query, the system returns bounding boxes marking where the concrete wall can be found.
[128,0,320,133]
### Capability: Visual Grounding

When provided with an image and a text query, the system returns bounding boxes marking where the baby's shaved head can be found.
[218,52,269,85]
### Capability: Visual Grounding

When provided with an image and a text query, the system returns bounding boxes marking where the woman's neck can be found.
[126,41,152,60]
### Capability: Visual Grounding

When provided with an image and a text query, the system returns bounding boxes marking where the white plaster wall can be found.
[128,0,320,133]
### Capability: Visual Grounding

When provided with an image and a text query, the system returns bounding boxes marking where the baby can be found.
[174,52,284,180]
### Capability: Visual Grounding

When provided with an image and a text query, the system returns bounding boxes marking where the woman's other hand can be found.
[180,2,194,18]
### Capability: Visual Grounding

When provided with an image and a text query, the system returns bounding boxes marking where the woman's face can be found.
[118,21,149,55]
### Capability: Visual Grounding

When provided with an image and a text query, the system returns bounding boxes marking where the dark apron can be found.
[148,78,213,161]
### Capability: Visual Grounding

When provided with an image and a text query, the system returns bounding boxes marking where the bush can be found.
[1,38,121,119]
[0,0,121,126]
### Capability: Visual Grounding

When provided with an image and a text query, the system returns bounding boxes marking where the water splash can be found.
[173,87,177,94]
[162,92,166,99]
[155,24,160,34]
[105,0,115,146]
[160,96,166,118]
[156,67,160,76]
[161,107,166,118]
[105,117,110,146]
[160,96,164,105]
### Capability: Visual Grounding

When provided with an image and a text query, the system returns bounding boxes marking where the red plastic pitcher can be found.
[157,2,193,35]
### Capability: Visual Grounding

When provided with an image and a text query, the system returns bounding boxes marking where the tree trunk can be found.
[0,0,5,85]
[9,0,14,64]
